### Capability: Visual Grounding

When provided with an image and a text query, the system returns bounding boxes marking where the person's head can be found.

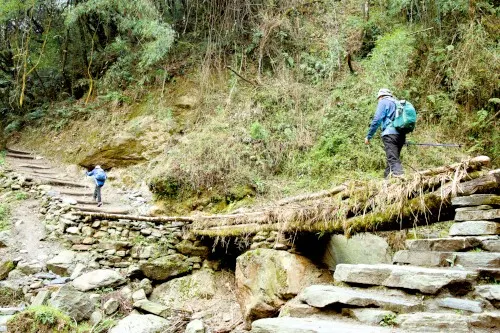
[95,165,102,169]
[377,88,393,100]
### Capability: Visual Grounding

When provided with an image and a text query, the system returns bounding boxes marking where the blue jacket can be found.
[366,97,399,139]
[87,168,107,186]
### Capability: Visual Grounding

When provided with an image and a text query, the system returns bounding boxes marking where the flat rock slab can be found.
[393,250,500,268]
[109,314,170,333]
[455,209,500,222]
[133,300,169,318]
[72,269,126,291]
[397,312,471,333]
[481,239,500,252]
[452,194,500,207]
[398,311,500,332]
[334,264,477,294]
[436,297,483,313]
[342,308,396,325]
[449,221,499,236]
[299,285,422,313]
[475,285,500,302]
[251,317,393,333]
[406,236,498,252]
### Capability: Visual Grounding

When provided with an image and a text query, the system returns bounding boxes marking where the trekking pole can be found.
[405,141,463,148]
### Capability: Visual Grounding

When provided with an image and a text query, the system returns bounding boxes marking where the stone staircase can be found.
[251,194,500,332]
[4,147,134,215]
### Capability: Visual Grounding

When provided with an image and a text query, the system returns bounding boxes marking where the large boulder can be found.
[48,284,94,322]
[78,134,146,169]
[109,314,170,333]
[235,249,332,328]
[72,269,126,291]
[140,254,192,281]
[322,233,392,270]
[150,269,216,307]
[149,269,242,329]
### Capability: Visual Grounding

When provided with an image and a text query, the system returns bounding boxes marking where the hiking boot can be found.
[97,202,103,207]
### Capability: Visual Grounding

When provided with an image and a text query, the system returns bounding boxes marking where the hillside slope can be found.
[2,0,499,214]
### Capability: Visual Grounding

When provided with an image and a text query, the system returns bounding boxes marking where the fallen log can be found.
[73,206,130,214]
[73,211,193,223]
[193,168,488,230]
[274,185,347,206]
[417,155,490,176]
[193,171,499,237]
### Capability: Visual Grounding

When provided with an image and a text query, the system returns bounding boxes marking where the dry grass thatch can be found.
[191,156,496,237]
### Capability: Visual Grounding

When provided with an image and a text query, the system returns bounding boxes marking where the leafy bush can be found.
[7,306,75,333]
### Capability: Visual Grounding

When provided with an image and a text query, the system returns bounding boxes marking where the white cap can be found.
[377,88,393,99]
[95,165,102,169]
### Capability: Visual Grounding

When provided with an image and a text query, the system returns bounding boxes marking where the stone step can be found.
[342,308,396,326]
[475,285,500,307]
[251,317,394,333]
[396,311,500,333]
[299,285,423,313]
[16,164,52,170]
[5,153,37,160]
[6,147,32,155]
[435,297,484,313]
[452,194,500,207]
[38,178,89,188]
[449,221,499,236]
[455,209,500,222]
[73,199,107,205]
[333,264,478,294]
[393,250,500,268]
[406,236,498,252]
[457,204,496,211]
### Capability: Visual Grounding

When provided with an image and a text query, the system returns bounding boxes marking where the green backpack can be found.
[392,100,417,134]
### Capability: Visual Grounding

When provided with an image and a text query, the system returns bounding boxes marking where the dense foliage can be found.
[1,0,498,211]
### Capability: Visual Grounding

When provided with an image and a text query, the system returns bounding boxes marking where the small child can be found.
[86,165,107,207]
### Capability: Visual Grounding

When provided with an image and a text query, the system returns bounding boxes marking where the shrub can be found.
[7,306,75,333]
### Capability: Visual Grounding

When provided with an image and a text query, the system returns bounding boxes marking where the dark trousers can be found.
[93,184,102,203]
[382,134,405,178]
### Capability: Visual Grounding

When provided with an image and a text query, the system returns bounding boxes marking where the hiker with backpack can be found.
[364,88,416,178]
[86,165,107,207]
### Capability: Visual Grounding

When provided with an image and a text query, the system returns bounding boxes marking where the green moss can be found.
[0,260,15,280]
[7,305,76,333]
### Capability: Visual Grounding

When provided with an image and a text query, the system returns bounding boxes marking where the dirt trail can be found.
[1,199,63,264]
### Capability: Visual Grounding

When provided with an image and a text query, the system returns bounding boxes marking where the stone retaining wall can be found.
[0,170,212,278]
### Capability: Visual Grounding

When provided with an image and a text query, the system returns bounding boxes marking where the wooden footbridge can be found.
[4,147,499,238]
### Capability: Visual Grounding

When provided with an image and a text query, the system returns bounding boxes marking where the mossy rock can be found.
[7,306,76,333]
[0,260,15,280]
[78,134,146,169]
[139,254,192,281]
